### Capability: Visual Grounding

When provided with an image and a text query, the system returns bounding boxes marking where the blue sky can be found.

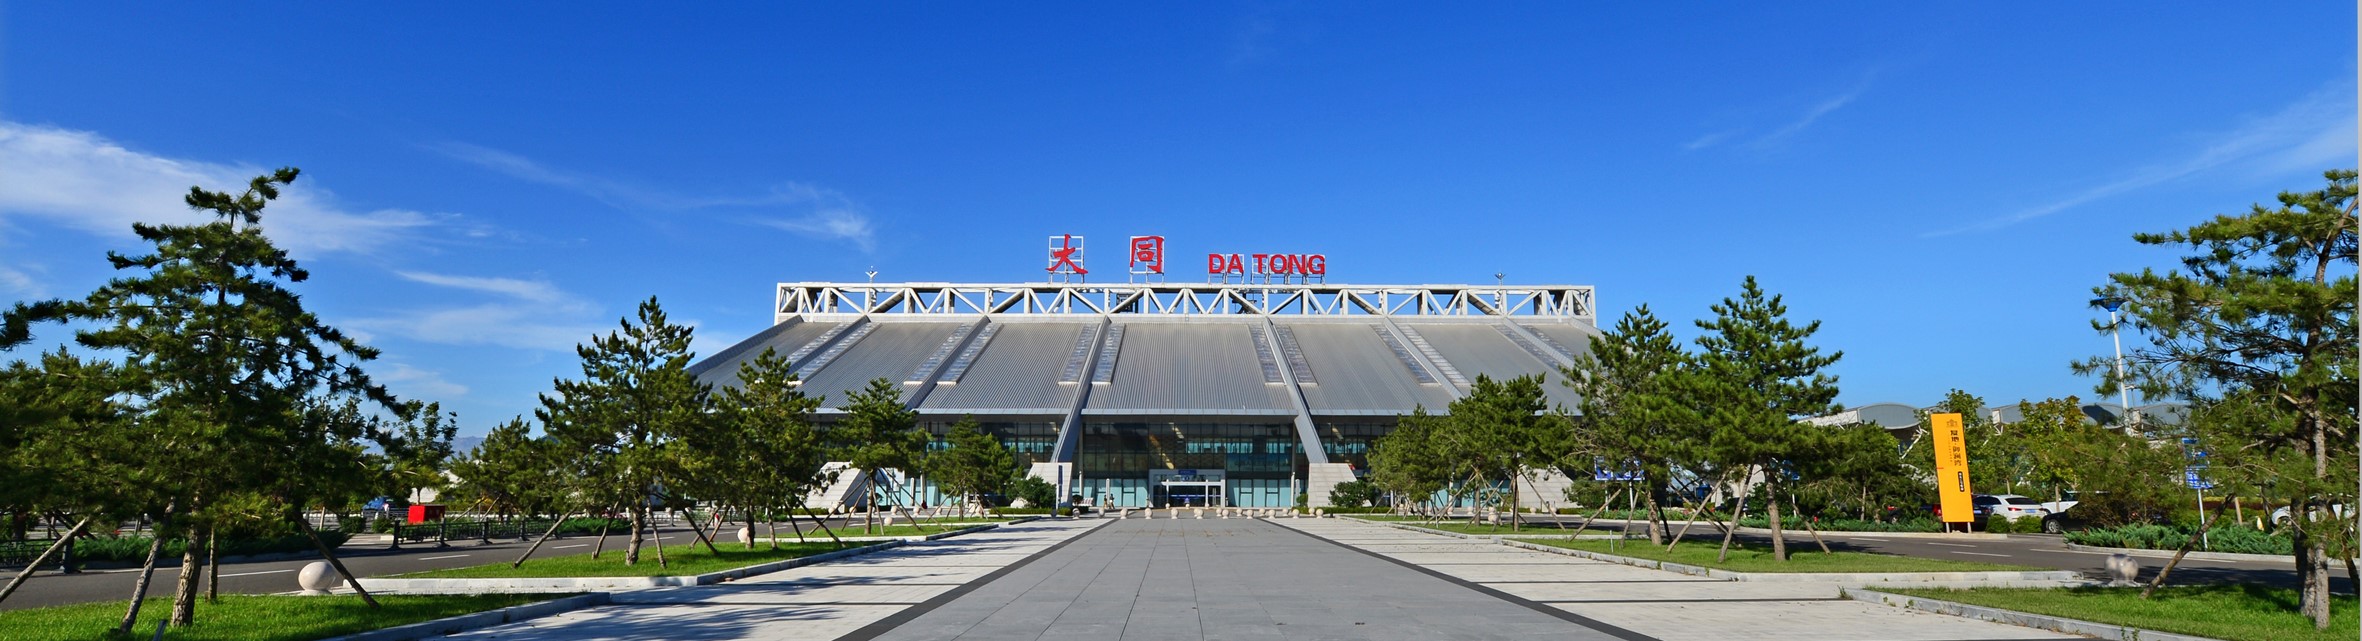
[1,4,2353,435]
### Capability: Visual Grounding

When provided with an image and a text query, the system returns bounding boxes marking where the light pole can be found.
[2092,297,2138,434]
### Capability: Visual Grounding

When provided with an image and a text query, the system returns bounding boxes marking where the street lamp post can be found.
[2093,298,2138,434]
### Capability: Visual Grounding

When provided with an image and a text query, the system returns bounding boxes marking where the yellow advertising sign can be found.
[1931,413,1975,523]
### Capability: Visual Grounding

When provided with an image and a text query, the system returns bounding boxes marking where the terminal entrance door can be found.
[1148,469,1226,508]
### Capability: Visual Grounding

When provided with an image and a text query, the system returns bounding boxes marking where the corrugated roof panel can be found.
[1288,323,1455,414]
[936,323,1000,383]
[793,322,877,379]
[1408,322,1581,408]
[691,321,841,389]
[1369,324,1438,384]
[798,322,962,408]
[1058,324,1102,383]
[1270,325,1316,384]
[907,322,979,383]
[1522,323,1602,363]
[1495,324,1566,365]
[1086,323,1290,411]
[1394,326,1470,387]
[920,323,1091,412]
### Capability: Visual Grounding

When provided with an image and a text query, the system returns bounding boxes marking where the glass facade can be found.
[1078,422,1303,508]
[1317,421,1394,472]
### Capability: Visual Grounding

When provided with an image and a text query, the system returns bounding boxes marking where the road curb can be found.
[1843,587,2229,641]
[1494,538,2085,587]
[1348,518,1622,541]
[316,592,612,641]
[363,523,1005,594]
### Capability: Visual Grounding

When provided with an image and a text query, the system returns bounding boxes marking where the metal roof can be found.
[919,322,1092,413]
[1082,322,1292,412]
[795,322,963,408]
[1402,322,1582,408]
[1283,322,1455,414]
[690,320,840,387]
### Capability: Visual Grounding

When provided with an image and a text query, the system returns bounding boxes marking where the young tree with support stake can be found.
[1,168,403,629]
[1684,276,1843,562]
[538,297,712,567]
[1563,305,1703,545]
[832,378,929,534]
[2081,169,2357,629]
[708,347,827,548]
[928,416,1016,518]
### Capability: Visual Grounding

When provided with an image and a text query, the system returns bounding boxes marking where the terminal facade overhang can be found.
[689,282,1603,482]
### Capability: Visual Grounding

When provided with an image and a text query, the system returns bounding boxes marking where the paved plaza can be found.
[439,516,2080,640]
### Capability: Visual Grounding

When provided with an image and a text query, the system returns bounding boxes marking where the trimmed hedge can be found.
[2065,523,2292,556]
[1733,515,1945,533]
[71,531,352,565]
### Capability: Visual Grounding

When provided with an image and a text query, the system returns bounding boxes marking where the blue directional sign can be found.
[2184,466,2215,490]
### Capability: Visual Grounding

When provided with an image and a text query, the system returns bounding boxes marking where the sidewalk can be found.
[437,518,1109,640]
[1274,518,2078,641]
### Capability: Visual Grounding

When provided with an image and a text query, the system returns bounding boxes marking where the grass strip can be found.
[399,540,859,578]
[1523,538,2037,573]
[1882,585,2357,641]
[0,593,560,641]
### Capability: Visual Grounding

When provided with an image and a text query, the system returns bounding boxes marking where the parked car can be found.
[2270,504,2350,527]
[1973,494,2049,522]
[2038,491,2083,515]
[2041,503,2103,534]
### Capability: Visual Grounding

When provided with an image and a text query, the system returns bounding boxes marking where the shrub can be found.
[70,531,352,565]
[2065,523,2291,556]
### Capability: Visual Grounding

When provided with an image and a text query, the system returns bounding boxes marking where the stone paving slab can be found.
[867,518,1639,641]
[1277,518,2080,641]
[437,519,1109,641]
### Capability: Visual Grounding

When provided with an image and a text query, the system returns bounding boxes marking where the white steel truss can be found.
[776,282,1594,322]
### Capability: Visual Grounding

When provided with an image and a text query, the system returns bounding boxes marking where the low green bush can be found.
[71,531,352,565]
[1731,515,1943,533]
[2066,523,2290,556]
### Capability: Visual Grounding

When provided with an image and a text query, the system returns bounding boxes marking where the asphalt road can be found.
[1,518,868,612]
[1551,516,2356,593]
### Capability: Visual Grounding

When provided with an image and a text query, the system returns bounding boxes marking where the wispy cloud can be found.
[1927,81,2357,237]
[0,261,41,298]
[1229,14,1279,66]
[1686,72,1879,151]
[380,362,469,399]
[354,270,604,352]
[427,141,879,251]
[0,121,450,256]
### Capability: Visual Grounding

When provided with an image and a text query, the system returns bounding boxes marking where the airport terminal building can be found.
[687,276,1600,510]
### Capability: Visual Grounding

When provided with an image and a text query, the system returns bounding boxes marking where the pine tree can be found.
[716,347,825,547]
[1688,276,1842,562]
[928,416,1015,517]
[1564,305,1701,543]
[538,297,710,566]
[2083,169,2356,627]
[831,378,925,533]
[3,168,399,627]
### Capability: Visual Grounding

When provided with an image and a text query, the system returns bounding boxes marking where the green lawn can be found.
[1403,521,1621,536]
[0,594,559,641]
[1884,585,2359,641]
[1525,538,2037,573]
[400,540,858,578]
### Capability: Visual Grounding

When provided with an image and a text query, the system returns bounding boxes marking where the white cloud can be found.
[0,121,446,256]
[1928,81,2358,237]
[380,362,469,399]
[354,270,604,352]
[428,141,878,251]
[395,271,571,304]
[1751,88,1865,147]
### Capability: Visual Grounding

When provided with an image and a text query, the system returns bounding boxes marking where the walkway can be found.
[1272,518,2077,641]
[443,519,1108,640]
[866,516,1632,641]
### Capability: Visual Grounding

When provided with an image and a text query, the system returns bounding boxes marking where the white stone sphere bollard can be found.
[296,561,339,596]
[2106,554,2140,586]
[736,526,754,544]
[1194,508,1204,519]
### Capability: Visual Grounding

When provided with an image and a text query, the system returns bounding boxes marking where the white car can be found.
[1973,494,2050,522]
[2271,504,2349,527]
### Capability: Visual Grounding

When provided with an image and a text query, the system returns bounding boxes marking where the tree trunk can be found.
[510,510,575,568]
[295,517,378,609]
[0,517,89,606]
[2145,501,2232,598]
[167,524,205,626]
[2297,522,2332,627]
[1765,480,1788,562]
[114,535,168,635]
[205,530,220,603]
[1798,500,1831,555]
[746,508,758,550]
[624,506,645,566]
[1644,488,1665,546]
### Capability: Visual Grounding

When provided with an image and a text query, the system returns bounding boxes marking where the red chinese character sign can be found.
[1047,234,1087,281]
[1129,236,1165,276]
